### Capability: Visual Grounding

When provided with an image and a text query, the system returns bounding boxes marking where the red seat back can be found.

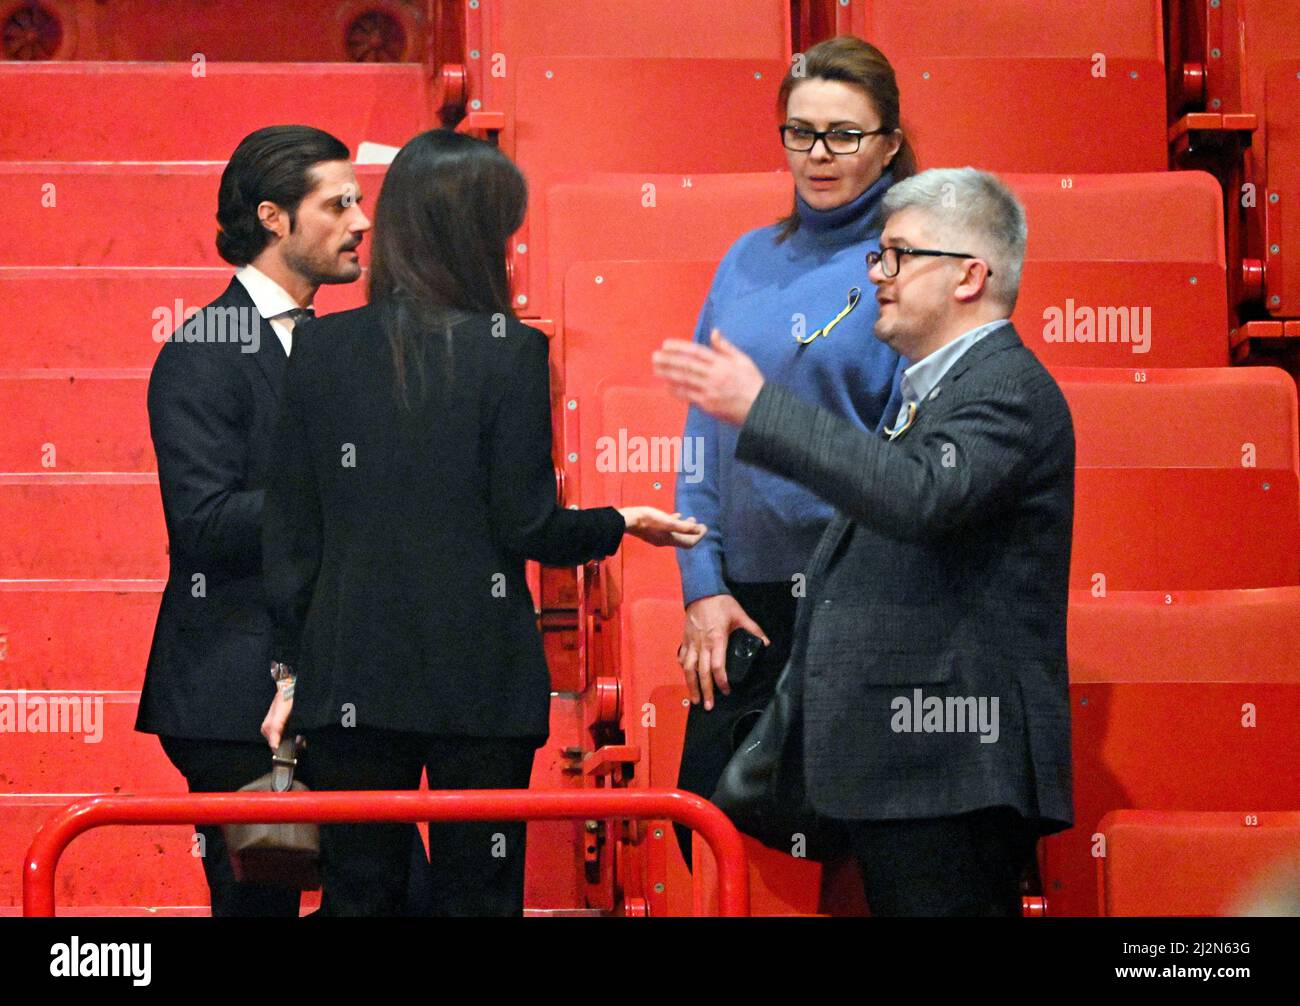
[1098,810,1300,915]
[1056,366,1299,470]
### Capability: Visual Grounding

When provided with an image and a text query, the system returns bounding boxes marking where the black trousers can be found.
[301,725,542,917]
[842,805,1039,917]
[157,735,301,918]
[674,579,799,868]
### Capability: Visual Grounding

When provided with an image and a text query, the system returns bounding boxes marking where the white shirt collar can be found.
[234,263,312,321]
[899,319,1010,408]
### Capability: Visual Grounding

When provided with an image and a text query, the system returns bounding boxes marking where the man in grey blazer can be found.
[654,167,1074,916]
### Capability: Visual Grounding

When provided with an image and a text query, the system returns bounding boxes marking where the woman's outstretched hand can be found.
[617,507,707,548]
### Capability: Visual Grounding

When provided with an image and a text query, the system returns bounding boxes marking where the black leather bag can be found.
[222,736,321,890]
[710,661,849,862]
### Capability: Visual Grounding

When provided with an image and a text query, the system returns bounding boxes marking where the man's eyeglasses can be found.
[779,124,893,155]
[866,246,993,279]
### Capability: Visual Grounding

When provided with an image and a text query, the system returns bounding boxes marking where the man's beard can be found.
[283,241,360,286]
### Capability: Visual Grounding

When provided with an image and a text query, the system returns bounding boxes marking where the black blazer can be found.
[736,323,1075,832]
[262,302,625,738]
[138,277,287,742]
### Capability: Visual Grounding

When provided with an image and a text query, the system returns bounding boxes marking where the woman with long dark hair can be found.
[259,129,704,916]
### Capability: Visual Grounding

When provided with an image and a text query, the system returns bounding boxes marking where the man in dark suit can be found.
[138,125,371,916]
[654,167,1074,916]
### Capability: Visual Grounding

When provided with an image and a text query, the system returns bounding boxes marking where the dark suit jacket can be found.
[138,277,286,742]
[262,301,625,738]
[735,323,1075,832]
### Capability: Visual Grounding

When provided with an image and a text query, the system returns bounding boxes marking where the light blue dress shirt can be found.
[889,319,1011,433]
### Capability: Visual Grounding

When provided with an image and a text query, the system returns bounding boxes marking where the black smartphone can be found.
[725,628,765,686]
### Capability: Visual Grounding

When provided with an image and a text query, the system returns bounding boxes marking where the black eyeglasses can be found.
[866,246,993,278]
[779,124,893,155]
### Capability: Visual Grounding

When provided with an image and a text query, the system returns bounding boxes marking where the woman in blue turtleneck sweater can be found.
[673,36,918,865]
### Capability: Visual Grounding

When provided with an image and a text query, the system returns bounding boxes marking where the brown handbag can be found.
[222,736,322,890]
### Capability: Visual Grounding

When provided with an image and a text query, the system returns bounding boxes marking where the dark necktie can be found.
[284,307,315,327]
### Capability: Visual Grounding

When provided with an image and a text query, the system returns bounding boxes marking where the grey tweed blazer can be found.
[735,323,1075,832]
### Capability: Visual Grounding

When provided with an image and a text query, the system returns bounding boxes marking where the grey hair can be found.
[881,167,1028,310]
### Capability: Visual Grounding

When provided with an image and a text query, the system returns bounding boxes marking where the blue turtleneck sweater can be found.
[675,172,904,606]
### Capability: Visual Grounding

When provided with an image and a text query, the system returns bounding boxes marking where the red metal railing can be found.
[23,788,749,917]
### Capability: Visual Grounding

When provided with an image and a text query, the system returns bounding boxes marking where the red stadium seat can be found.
[808,0,1166,172]
[559,261,715,507]
[505,59,790,319]
[1069,586,1300,685]
[1004,172,1229,368]
[529,171,790,332]
[442,0,790,139]
[1097,810,1300,916]
[511,58,788,179]
[510,97,787,321]
[444,0,789,66]
[438,4,791,317]
[1071,467,1300,591]
[1040,587,1300,916]
[1056,365,1299,470]
[540,175,1229,373]
[444,3,792,325]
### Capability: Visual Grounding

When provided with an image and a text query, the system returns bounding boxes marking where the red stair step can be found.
[0,163,386,268]
[0,692,182,793]
[0,63,426,161]
[0,581,161,691]
[0,374,152,473]
[0,476,166,580]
